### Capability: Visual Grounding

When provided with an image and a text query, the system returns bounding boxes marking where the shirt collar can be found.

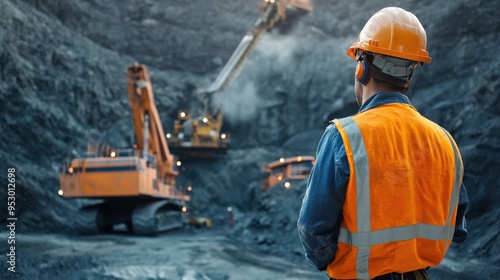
[358,92,412,113]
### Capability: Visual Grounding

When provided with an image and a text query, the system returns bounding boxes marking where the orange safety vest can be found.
[327,103,463,280]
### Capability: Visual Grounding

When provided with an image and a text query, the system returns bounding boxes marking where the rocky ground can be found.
[0,229,325,280]
[1,0,499,279]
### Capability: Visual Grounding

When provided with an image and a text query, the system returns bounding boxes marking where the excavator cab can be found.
[167,110,230,157]
[166,0,313,158]
[261,155,315,191]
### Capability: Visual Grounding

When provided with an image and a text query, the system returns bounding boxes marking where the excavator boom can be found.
[207,0,313,95]
[128,64,176,182]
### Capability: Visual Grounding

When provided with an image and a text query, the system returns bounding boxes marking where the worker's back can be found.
[329,101,463,279]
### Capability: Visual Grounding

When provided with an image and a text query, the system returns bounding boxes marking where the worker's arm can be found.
[452,182,469,243]
[297,124,349,271]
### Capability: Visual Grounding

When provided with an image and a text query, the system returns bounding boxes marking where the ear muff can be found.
[355,60,370,84]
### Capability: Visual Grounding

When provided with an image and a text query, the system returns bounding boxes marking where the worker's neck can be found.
[360,84,378,106]
[360,80,401,106]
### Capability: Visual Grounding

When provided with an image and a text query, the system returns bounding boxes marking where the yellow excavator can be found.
[59,64,190,235]
[167,0,313,157]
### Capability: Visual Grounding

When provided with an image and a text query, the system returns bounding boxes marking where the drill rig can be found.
[167,0,313,157]
[59,64,190,235]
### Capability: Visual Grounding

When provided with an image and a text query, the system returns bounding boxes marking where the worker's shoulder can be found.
[319,123,349,157]
[325,122,340,133]
[322,123,343,142]
[417,113,452,134]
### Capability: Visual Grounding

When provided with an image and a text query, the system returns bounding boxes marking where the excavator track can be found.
[131,201,185,235]
[74,205,100,234]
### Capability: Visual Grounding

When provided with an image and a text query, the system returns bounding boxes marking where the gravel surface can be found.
[0,229,324,280]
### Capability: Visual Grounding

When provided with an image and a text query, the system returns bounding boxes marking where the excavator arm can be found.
[205,0,313,97]
[127,63,176,182]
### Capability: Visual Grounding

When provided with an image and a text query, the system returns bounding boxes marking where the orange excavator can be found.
[59,64,190,235]
[166,0,313,157]
[261,155,315,191]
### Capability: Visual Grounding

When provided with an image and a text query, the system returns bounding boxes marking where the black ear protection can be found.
[355,59,370,85]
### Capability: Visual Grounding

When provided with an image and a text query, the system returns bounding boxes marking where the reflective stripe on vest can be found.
[336,117,463,279]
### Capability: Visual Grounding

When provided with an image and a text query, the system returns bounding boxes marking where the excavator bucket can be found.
[261,0,313,20]
[284,0,313,12]
[278,0,313,20]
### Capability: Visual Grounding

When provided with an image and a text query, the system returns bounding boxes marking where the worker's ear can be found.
[355,60,370,85]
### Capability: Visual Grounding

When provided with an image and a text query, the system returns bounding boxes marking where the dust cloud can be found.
[213,32,304,124]
[215,81,260,123]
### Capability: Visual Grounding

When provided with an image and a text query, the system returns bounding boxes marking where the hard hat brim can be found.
[347,42,432,64]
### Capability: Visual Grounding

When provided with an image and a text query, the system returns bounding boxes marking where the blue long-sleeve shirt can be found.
[297,92,469,271]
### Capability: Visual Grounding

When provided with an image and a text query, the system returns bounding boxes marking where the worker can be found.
[227,207,234,227]
[297,7,469,280]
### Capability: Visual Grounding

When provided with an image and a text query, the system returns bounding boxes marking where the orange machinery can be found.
[59,64,190,235]
[166,0,313,157]
[261,155,315,191]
